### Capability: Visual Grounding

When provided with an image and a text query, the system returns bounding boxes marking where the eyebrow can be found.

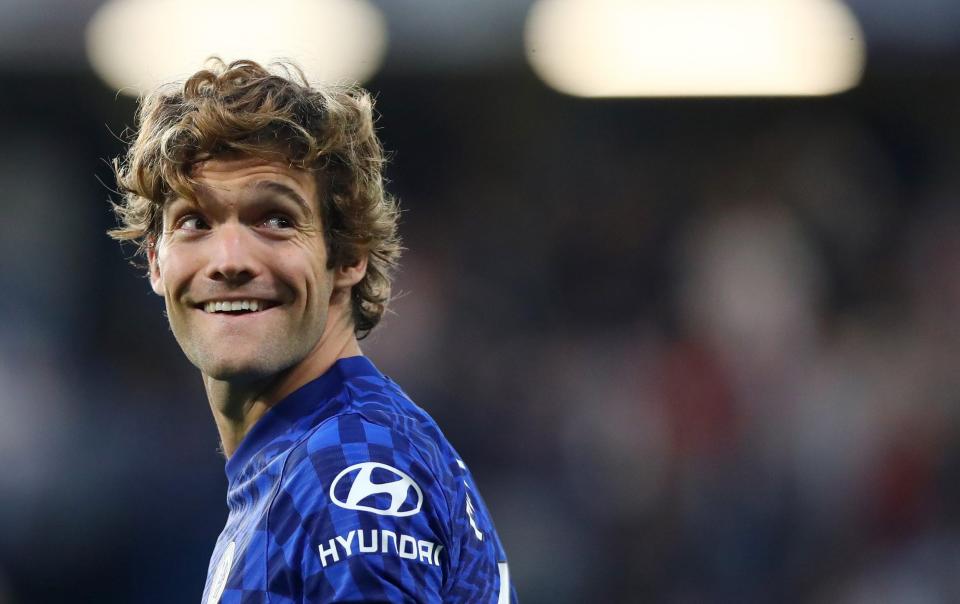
[248,181,313,214]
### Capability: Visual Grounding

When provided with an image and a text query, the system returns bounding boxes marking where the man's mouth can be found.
[200,299,279,314]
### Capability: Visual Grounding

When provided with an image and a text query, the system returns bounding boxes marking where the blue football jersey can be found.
[200,356,516,603]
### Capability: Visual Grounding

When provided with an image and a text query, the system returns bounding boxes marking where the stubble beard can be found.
[170,309,326,386]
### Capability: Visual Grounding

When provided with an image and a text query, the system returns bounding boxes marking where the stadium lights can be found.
[524,0,866,97]
[86,0,387,96]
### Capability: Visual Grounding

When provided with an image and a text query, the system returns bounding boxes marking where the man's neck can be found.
[203,328,362,458]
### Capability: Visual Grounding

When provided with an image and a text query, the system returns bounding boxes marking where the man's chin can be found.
[192,354,290,384]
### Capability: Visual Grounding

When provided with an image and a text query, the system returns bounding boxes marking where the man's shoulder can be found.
[276,374,460,515]
[316,369,456,469]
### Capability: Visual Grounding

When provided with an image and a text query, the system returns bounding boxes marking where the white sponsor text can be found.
[317,529,443,568]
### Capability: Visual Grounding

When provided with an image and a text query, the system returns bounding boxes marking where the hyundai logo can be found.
[329,462,424,517]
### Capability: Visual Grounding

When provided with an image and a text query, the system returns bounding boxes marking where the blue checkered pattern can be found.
[200,356,516,603]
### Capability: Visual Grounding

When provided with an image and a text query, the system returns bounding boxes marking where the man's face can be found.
[148,156,349,382]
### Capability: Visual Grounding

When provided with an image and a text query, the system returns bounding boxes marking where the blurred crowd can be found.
[1,70,959,603]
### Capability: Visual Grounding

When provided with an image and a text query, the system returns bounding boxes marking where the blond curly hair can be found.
[109,59,401,338]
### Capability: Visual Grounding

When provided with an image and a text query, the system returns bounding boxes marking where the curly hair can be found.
[109,59,401,338]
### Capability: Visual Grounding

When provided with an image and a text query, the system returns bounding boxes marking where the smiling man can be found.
[109,60,515,603]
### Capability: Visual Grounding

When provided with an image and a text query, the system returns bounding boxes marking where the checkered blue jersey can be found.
[201,356,516,603]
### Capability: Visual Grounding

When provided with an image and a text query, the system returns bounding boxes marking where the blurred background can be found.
[2,0,960,602]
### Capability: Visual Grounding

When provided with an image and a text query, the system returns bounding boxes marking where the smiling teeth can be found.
[204,300,262,313]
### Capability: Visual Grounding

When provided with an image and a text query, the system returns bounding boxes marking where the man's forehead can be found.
[190,156,316,191]
[160,156,322,211]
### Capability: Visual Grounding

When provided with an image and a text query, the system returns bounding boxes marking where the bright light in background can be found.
[525,0,866,97]
[86,0,386,96]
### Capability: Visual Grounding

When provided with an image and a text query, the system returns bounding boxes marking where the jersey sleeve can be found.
[265,412,453,603]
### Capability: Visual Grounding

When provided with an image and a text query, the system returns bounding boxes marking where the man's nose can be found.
[206,223,259,285]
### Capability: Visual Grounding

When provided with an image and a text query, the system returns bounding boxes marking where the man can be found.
[109,59,515,603]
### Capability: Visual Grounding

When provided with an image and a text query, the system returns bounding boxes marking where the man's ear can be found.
[147,238,164,296]
[333,253,369,290]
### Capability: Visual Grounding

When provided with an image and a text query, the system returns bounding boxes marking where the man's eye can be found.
[262,215,294,229]
[177,215,209,230]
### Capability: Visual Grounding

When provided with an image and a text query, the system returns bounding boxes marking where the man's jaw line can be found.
[200,301,360,458]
